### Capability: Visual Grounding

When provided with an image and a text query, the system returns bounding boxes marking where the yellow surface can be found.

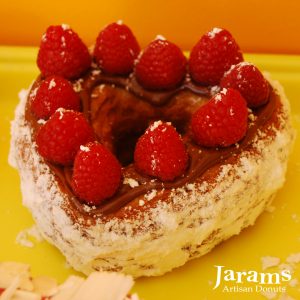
[0,0,300,54]
[0,47,300,299]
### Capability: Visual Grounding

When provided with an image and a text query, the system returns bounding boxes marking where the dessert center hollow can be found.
[89,84,208,166]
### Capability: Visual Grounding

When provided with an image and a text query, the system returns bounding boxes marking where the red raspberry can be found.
[220,62,270,108]
[37,25,91,79]
[36,109,94,165]
[134,121,188,181]
[134,37,187,90]
[94,21,140,75]
[189,28,243,86]
[191,88,248,147]
[72,142,122,205]
[30,75,81,119]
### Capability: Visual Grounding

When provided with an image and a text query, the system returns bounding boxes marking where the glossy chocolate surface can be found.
[25,69,277,216]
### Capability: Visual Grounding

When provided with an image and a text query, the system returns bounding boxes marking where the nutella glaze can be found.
[25,68,278,219]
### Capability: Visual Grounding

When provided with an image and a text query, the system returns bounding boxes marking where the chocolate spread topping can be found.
[25,69,277,217]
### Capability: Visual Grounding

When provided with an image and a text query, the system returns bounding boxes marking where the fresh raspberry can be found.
[189,28,243,85]
[36,109,94,165]
[94,22,140,75]
[134,37,187,90]
[134,121,188,181]
[220,62,270,108]
[37,24,91,79]
[30,75,81,119]
[191,88,248,147]
[72,142,122,205]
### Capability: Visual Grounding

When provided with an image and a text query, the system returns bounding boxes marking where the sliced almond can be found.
[32,276,57,297]
[0,263,33,291]
[51,276,84,300]
[11,290,41,300]
[0,276,20,300]
[71,272,134,300]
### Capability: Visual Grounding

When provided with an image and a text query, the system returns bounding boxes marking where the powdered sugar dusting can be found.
[186,183,195,191]
[220,88,228,95]
[238,61,253,68]
[207,27,222,38]
[214,94,222,103]
[149,120,163,131]
[124,178,139,188]
[30,87,38,98]
[48,79,56,90]
[80,145,90,152]
[210,85,220,95]
[37,119,46,125]
[56,108,65,119]
[83,204,96,212]
[145,189,157,201]
[151,154,157,170]
[61,36,66,47]
[73,79,83,92]
[129,49,135,57]
[155,35,166,41]
[92,69,101,76]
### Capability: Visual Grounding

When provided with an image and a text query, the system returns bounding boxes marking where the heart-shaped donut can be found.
[9,23,295,277]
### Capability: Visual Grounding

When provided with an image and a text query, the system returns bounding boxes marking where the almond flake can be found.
[261,256,280,270]
[286,253,300,264]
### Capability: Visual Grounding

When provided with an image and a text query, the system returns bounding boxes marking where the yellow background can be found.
[0,0,300,53]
